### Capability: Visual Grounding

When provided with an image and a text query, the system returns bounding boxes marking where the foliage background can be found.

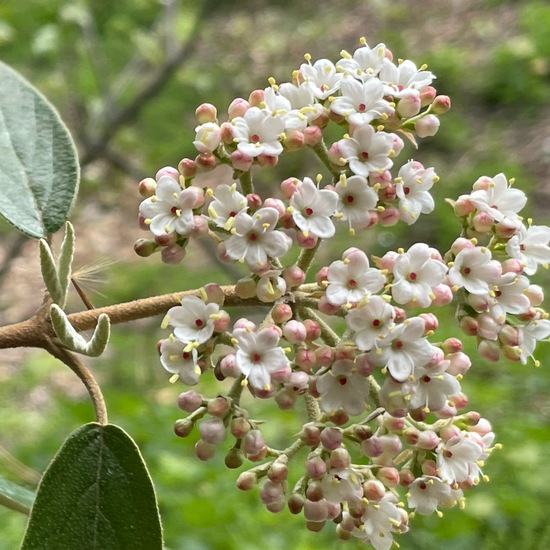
[1,0,550,548]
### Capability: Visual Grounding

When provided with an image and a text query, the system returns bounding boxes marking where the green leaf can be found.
[0,475,35,515]
[0,62,79,238]
[21,423,163,550]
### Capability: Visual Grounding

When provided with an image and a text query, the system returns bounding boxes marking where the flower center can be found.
[418,481,427,490]
[403,186,410,195]
[170,206,179,214]
[519,243,526,251]
[345,194,354,203]
[462,267,471,275]
[358,102,366,112]
[195,319,204,327]
[348,279,357,288]
[305,207,314,216]
[444,450,453,459]
[372,319,381,327]
[338,376,348,386]
[251,133,260,143]
[409,272,417,281]
[360,151,369,160]
[393,339,404,350]
[421,375,431,383]
[182,351,191,360]
[249,232,258,241]
[252,353,261,362]
[229,210,237,217]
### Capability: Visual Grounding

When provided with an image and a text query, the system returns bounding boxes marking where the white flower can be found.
[492,275,530,314]
[338,123,395,176]
[278,81,326,123]
[289,177,339,238]
[159,336,201,385]
[336,42,387,80]
[139,175,200,236]
[233,326,290,391]
[224,207,292,270]
[326,248,386,306]
[395,160,438,225]
[367,317,435,382]
[300,58,342,99]
[436,432,484,483]
[230,106,284,157]
[334,174,379,230]
[263,87,308,132]
[469,173,526,227]
[391,243,448,307]
[316,358,370,416]
[407,476,453,515]
[517,315,550,365]
[379,57,434,95]
[321,467,363,506]
[505,223,550,275]
[193,122,221,153]
[346,295,395,351]
[165,295,220,346]
[447,247,502,295]
[207,183,248,229]
[330,76,393,124]
[408,362,461,412]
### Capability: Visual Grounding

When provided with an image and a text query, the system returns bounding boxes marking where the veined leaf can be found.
[0,62,79,238]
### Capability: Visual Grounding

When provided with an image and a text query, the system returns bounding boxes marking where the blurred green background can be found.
[1,0,550,548]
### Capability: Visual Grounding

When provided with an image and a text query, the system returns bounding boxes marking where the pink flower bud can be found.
[288,493,305,514]
[257,153,279,168]
[243,429,266,457]
[178,158,197,179]
[421,459,437,476]
[315,345,335,366]
[525,284,544,306]
[399,469,415,487]
[283,129,304,151]
[315,265,329,285]
[415,114,440,137]
[320,427,343,451]
[327,409,350,426]
[228,97,250,118]
[453,196,475,217]
[419,313,438,332]
[498,324,521,346]
[283,265,306,288]
[306,480,324,502]
[416,429,440,450]
[236,471,257,491]
[260,479,285,505]
[296,230,318,249]
[419,86,437,106]
[378,183,396,201]
[378,205,400,226]
[304,499,329,523]
[329,447,351,469]
[478,338,501,361]
[138,177,156,197]
[195,102,217,123]
[199,417,226,444]
[396,89,421,117]
[377,467,399,488]
[195,152,217,171]
[220,353,240,378]
[318,296,341,315]
[230,149,254,171]
[501,257,525,274]
[449,392,468,410]
[155,166,179,180]
[295,347,316,372]
[280,177,301,199]
[161,244,186,264]
[303,319,321,341]
[174,418,194,438]
[177,390,202,412]
[472,211,494,233]
[272,303,293,324]
[494,220,517,239]
[382,415,405,432]
[230,416,251,438]
[134,238,158,257]
[202,282,225,306]
[303,124,323,146]
[305,454,327,479]
[460,315,479,336]
[282,320,307,344]
[432,95,451,114]
[363,479,386,500]
[248,88,264,106]
[275,388,296,409]
[195,439,216,461]
[207,396,230,418]
[362,436,383,457]
[442,337,463,354]
[154,232,177,247]
[446,351,471,376]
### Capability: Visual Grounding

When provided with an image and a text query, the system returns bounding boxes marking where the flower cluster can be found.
[136,39,549,549]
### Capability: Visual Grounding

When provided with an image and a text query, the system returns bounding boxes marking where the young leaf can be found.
[0,62,80,239]
[0,475,35,515]
[21,423,163,550]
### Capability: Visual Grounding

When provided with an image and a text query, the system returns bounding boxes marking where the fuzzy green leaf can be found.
[0,475,35,515]
[0,62,79,238]
[21,423,163,550]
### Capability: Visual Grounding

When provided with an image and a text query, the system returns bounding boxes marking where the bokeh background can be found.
[1,0,550,548]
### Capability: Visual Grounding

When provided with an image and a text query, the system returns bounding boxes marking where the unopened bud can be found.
[236,471,257,491]
[138,177,156,197]
[415,114,440,137]
[320,427,343,451]
[177,390,202,412]
[134,238,158,257]
[225,447,244,469]
[195,102,217,123]
[195,439,216,461]
[174,418,194,438]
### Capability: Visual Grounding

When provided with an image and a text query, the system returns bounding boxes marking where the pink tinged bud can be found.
[236,471,257,491]
[283,265,306,288]
[442,337,463,354]
[207,396,230,418]
[327,410,350,426]
[230,149,254,171]
[377,467,399,488]
[174,418,194,438]
[283,129,305,151]
[414,114,440,137]
[295,347,316,372]
[432,95,451,114]
[399,469,415,487]
[421,459,437,476]
[396,89,421,117]
[228,97,250,118]
[451,237,476,255]
[470,417,493,436]
[155,166,179,180]
[498,324,521,346]
[282,320,307,344]
[320,427,343,451]
[138,177,156,198]
[419,85,437,106]
[355,353,376,376]
[275,388,296,409]
[351,425,373,442]
[195,152,217,171]
[272,303,293,324]
[315,265,329,286]
[446,351,471,376]
[138,213,150,231]
[315,345,335,366]
[327,141,347,166]
[449,392,469,410]
[161,244,186,264]
[177,390,203,412]
[192,215,209,237]
[195,439,216,461]
[220,353,240,378]
[453,196,476,217]
[329,447,351,469]
[435,403,457,419]
[478,339,501,361]
[303,319,321,341]
[199,417,226,444]
[248,88,264,106]
[219,121,235,143]
[154,232,177,247]
[393,306,407,323]
[403,428,419,445]
[472,211,494,233]
[502,346,521,363]
[288,493,305,514]
[318,296,341,316]
[202,282,225,306]
[306,480,324,502]
[280,177,301,199]
[440,425,461,441]
[416,430,441,450]
[362,436,384,458]
[495,220,518,239]
[225,448,244,469]
[501,257,524,274]
[303,125,323,146]
[363,479,386,500]
[230,416,251,438]
[460,316,479,336]
[195,102,217,123]
[178,158,197,179]
[378,205,400,227]
[256,153,279,168]
[517,307,537,322]
[526,284,544,306]
[304,499,329,522]
[383,415,405,432]
[260,479,285,506]
[299,424,321,448]
[134,238,159,257]
[296,230,319,249]
[305,454,328,479]
[419,313,439,332]
[243,429,266,457]
[379,183,396,201]
[235,277,257,299]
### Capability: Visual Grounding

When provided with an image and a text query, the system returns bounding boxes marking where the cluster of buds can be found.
[136,38,550,549]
